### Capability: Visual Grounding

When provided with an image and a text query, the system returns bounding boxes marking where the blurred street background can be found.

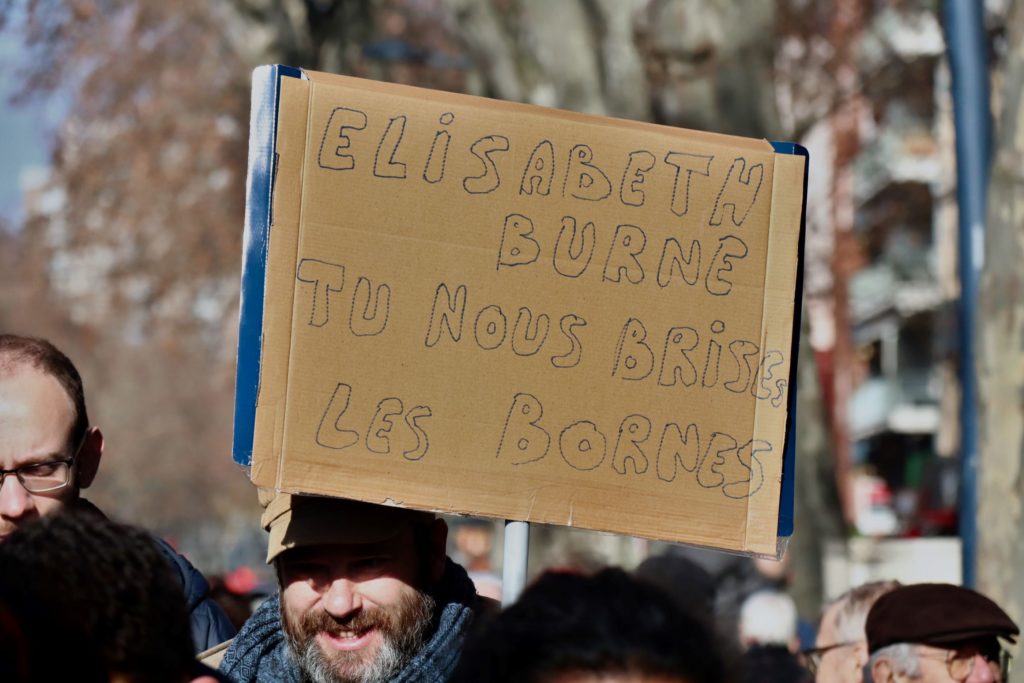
[1,0,1022,667]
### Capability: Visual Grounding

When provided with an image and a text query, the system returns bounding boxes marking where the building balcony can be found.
[849,372,939,441]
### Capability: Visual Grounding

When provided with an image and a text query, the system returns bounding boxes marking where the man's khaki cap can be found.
[260,489,435,563]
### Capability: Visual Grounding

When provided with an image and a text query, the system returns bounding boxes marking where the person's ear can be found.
[75,426,104,489]
[427,517,448,582]
[852,642,869,669]
[871,658,893,683]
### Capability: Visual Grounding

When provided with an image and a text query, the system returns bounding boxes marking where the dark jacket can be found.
[220,558,483,683]
[77,499,236,652]
[152,535,238,651]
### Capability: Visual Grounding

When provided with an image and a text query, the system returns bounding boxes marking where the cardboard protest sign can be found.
[233,65,807,557]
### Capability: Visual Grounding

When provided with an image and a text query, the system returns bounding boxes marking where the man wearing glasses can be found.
[801,580,901,682]
[0,333,235,651]
[865,583,1018,683]
[0,335,103,537]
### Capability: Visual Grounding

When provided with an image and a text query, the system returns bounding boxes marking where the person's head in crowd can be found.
[634,552,717,619]
[0,334,103,539]
[804,580,900,683]
[866,583,1019,683]
[739,590,810,683]
[740,590,799,651]
[227,490,487,683]
[451,567,730,683]
[0,510,216,683]
[451,518,495,572]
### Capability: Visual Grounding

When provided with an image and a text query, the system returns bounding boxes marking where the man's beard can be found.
[282,590,436,683]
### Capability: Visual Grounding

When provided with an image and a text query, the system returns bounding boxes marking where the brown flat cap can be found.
[260,491,435,563]
[866,583,1019,653]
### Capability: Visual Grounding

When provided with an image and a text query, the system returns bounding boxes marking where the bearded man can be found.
[213,492,491,683]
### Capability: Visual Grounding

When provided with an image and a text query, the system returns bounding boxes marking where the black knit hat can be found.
[866,583,1019,654]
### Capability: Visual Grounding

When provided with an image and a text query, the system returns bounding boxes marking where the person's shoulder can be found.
[150,535,210,602]
[76,500,207,603]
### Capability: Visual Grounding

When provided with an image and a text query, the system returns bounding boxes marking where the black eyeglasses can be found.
[0,437,83,494]
[799,641,859,675]
[0,459,75,493]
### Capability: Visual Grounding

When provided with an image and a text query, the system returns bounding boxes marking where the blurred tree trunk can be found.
[977,0,1024,660]
[789,314,845,621]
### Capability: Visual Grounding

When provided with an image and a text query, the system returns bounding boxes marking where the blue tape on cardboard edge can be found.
[232,65,303,468]
[770,140,809,539]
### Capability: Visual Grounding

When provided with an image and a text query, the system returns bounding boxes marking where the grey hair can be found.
[870,643,921,678]
[739,590,797,646]
[829,580,902,643]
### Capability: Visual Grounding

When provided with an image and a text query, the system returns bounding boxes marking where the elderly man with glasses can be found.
[865,583,1018,683]
[0,333,235,651]
[800,580,901,682]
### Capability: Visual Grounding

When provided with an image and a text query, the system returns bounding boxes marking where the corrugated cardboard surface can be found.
[251,69,804,555]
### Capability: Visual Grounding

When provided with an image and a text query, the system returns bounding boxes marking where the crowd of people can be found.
[0,333,1019,682]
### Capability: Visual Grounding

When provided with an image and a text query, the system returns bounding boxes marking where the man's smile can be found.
[319,625,378,652]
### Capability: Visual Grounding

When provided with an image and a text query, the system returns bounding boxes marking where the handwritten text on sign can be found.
[254,71,799,553]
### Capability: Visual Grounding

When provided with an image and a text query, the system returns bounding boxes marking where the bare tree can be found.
[1,0,470,551]
[3,0,842,582]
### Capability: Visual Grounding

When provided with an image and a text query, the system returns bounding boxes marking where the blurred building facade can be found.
[807,2,1010,551]
[845,4,959,539]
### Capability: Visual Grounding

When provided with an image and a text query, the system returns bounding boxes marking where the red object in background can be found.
[224,565,258,595]
[905,507,959,538]
[869,480,893,506]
